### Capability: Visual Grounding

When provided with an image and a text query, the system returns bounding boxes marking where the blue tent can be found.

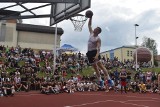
[57,44,78,51]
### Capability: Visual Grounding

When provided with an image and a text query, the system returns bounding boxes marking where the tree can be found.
[141,37,158,55]
[141,36,158,67]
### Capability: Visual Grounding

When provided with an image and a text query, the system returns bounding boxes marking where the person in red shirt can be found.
[120,68,127,94]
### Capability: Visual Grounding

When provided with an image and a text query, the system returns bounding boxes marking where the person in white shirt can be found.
[14,74,22,91]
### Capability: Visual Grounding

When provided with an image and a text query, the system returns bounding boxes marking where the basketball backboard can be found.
[50,0,91,26]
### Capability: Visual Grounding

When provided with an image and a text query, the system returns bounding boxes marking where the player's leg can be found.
[97,61,109,80]
[92,63,101,81]
[86,50,102,81]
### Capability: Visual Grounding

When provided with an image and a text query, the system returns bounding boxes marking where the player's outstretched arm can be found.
[88,17,93,34]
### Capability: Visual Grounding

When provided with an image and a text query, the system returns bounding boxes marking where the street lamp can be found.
[134,24,139,71]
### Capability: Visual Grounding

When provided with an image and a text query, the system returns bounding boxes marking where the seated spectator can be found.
[40,82,58,95]
[91,81,98,91]
[66,79,75,93]
[130,81,139,93]
[138,81,146,93]
[77,81,84,92]
[146,82,152,92]
[2,81,15,97]
[114,81,121,93]
[14,74,22,92]
[53,82,61,94]
[0,86,3,97]
[21,75,29,92]
[40,82,49,94]
[29,76,36,90]
[151,81,159,93]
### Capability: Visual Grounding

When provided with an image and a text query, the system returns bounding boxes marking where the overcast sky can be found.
[59,0,160,55]
[3,0,160,54]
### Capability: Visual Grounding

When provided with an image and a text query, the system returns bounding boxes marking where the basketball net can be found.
[70,14,87,32]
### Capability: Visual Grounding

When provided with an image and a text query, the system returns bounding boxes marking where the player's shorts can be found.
[86,50,101,64]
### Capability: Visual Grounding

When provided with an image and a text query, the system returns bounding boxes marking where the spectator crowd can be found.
[0,45,160,97]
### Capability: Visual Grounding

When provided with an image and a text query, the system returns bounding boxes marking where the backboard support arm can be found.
[0,0,79,3]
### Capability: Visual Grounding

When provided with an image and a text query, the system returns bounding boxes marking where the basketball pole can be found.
[135,24,139,71]
[53,24,58,75]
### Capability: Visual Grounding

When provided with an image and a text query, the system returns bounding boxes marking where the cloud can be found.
[58,1,160,54]
[2,1,160,54]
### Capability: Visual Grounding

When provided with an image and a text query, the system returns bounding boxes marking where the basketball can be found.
[85,10,93,18]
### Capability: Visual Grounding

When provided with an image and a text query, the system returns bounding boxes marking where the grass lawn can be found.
[1,58,160,78]
[141,67,160,73]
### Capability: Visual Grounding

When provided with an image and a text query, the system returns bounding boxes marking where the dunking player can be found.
[86,12,110,91]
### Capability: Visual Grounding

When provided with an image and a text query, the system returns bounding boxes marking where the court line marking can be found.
[73,93,160,101]
[126,95,160,101]
[125,100,160,103]
[16,92,160,102]
[15,93,43,96]
[64,99,149,107]
[13,92,158,107]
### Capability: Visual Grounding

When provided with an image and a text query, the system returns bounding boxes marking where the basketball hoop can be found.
[70,14,87,32]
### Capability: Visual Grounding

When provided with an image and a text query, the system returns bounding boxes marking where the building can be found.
[155,55,160,67]
[0,10,63,51]
[100,45,154,66]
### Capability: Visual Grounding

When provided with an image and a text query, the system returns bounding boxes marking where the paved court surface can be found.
[0,91,160,107]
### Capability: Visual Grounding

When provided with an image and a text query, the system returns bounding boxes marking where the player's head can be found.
[93,27,102,34]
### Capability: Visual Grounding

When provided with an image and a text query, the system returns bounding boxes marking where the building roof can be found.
[16,23,64,35]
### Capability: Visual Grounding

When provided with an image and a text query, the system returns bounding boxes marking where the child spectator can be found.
[138,81,146,93]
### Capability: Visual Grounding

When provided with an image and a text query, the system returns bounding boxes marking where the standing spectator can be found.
[78,51,81,60]
[113,68,119,84]
[126,71,131,88]
[151,72,157,83]
[158,73,160,93]
[120,68,127,94]
[139,72,144,82]
[146,71,152,84]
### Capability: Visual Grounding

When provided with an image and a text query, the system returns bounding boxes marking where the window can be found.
[130,51,133,56]
[127,50,129,56]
